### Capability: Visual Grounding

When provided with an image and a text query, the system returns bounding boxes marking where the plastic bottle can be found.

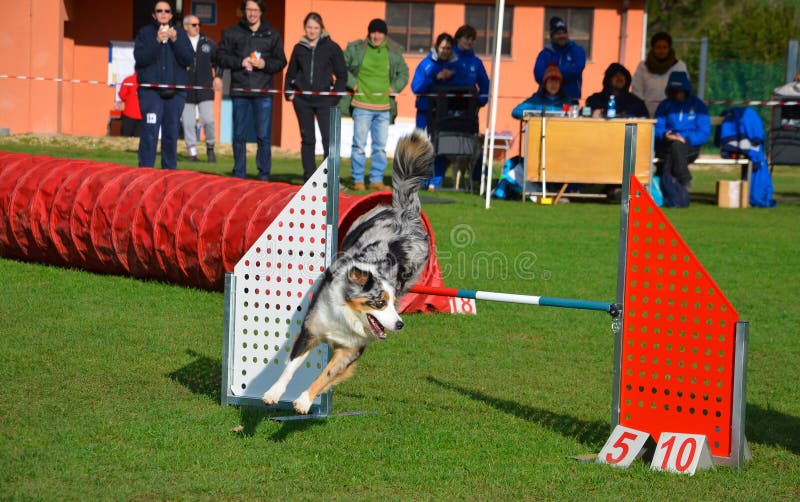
[607,95,616,119]
[607,95,617,119]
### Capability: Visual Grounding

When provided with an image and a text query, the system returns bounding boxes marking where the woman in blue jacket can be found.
[411,33,458,130]
[654,71,711,204]
[426,25,489,190]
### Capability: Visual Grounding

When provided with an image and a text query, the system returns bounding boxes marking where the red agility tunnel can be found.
[0,152,449,312]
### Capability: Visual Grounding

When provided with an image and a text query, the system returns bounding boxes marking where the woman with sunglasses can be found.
[133,0,193,169]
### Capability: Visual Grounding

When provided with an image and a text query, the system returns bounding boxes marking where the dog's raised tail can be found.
[391,130,435,213]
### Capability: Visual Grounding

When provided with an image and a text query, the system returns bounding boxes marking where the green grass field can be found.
[1,137,799,499]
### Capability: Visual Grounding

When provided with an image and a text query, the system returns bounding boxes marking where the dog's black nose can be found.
[395,320,404,331]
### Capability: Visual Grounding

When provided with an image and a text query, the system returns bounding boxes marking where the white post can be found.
[483,0,506,209]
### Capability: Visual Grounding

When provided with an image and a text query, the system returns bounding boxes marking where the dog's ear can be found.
[347,266,372,286]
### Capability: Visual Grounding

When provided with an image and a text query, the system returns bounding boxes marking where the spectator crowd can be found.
[124,1,709,205]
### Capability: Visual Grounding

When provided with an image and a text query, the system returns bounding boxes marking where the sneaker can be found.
[369,181,389,191]
[207,147,216,163]
[353,182,366,191]
[188,156,199,162]
[257,174,269,182]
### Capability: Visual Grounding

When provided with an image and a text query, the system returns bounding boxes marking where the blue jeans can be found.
[351,107,389,184]
[232,96,273,179]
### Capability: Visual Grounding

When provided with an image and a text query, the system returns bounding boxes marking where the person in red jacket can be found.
[118,72,142,137]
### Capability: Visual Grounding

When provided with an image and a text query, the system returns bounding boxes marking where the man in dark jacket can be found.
[134,0,194,169]
[585,63,649,118]
[181,14,222,163]
[217,0,287,180]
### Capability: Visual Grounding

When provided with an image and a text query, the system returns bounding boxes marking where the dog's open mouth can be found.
[366,314,386,340]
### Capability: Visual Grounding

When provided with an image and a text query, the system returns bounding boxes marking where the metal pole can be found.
[698,36,708,100]
[409,285,618,315]
[611,123,637,429]
[787,39,799,84]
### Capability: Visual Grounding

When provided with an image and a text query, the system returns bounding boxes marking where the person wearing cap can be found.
[511,62,574,118]
[653,71,711,207]
[533,16,586,101]
[585,63,649,118]
[340,18,409,191]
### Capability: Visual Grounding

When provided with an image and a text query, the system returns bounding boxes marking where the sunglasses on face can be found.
[155,9,171,13]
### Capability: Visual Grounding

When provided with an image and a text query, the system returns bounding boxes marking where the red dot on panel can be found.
[300,209,305,215]
[322,210,327,216]
[311,210,316,216]
[310,237,315,244]
[301,195,306,201]
[245,260,250,266]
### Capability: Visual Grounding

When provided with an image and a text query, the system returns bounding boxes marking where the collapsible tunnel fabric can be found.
[0,153,450,313]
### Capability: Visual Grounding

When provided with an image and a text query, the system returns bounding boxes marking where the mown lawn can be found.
[1,137,799,499]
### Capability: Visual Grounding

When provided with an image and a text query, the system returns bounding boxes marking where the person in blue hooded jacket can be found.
[654,70,711,194]
[411,33,458,130]
[533,17,586,100]
[426,25,489,190]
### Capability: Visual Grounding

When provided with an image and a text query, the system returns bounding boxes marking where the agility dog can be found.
[262,131,434,414]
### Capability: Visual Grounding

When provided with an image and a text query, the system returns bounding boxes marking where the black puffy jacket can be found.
[284,33,347,104]
[216,19,286,98]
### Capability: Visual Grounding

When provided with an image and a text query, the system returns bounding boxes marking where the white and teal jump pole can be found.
[409,285,621,317]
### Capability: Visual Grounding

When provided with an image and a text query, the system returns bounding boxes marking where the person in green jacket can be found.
[340,19,409,191]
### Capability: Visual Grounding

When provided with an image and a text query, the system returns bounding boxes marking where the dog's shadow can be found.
[168,350,326,441]
[426,376,610,448]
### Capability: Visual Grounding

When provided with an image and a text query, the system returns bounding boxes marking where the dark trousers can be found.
[121,115,141,137]
[137,88,186,169]
[292,96,333,181]
[655,139,700,187]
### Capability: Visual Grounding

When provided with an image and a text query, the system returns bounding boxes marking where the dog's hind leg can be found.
[293,346,364,414]
[261,330,320,406]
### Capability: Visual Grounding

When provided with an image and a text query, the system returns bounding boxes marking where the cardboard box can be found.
[717,180,748,208]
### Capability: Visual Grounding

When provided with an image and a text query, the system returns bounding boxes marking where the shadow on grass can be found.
[427,376,609,448]
[169,350,325,440]
[167,349,221,402]
[747,403,800,455]
[235,407,323,441]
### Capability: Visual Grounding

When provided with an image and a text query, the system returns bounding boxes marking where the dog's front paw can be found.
[261,386,284,406]
[293,392,312,414]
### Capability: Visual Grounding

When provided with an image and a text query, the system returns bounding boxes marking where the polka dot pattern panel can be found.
[620,177,739,458]
[228,161,332,405]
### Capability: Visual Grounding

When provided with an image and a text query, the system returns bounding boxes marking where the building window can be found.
[543,7,593,59]
[386,2,435,54]
[465,4,514,57]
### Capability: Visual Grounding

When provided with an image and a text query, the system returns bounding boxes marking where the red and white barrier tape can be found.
[2,73,798,105]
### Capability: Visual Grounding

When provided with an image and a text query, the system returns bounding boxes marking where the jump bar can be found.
[409,285,620,316]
